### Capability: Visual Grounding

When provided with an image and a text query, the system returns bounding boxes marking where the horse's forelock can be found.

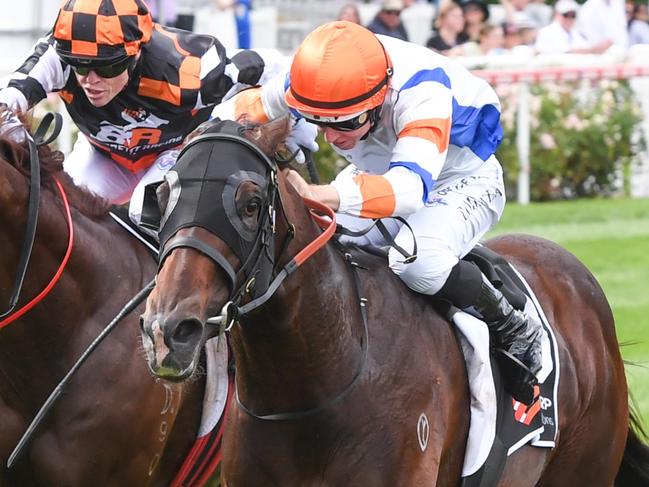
[241,116,292,158]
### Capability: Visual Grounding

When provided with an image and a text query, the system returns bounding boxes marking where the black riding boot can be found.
[474,274,543,405]
[435,260,542,405]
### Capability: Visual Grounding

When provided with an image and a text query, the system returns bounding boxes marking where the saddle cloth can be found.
[170,336,232,487]
[455,251,560,485]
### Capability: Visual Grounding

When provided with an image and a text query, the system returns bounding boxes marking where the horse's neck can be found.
[234,239,364,412]
[0,182,155,369]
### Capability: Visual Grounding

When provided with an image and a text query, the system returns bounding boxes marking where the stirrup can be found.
[495,348,539,405]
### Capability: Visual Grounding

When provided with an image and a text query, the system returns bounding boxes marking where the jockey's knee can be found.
[388,245,457,295]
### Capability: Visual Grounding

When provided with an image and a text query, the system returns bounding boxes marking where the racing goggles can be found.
[300,111,370,132]
[70,56,135,78]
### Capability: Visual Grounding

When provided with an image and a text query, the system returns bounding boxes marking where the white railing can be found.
[468,47,649,202]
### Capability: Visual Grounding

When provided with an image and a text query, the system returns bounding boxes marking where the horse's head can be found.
[140,117,296,380]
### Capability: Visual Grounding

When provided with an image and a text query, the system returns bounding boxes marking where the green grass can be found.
[487,197,649,424]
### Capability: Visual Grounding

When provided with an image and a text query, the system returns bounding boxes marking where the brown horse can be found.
[0,117,206,486]
[140,117,649,486]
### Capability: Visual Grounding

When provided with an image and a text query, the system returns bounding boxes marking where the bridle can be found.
[156,125,370,421]
[0,113,72,328]
[158,129,339,327]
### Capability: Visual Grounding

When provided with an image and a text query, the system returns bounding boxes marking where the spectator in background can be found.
[501,0,542,28]
[626,0,649,45]
[426,1,468,54]
[461,23,507,55]
[502,15,538,51]
[503,23,523,49]
[515,16,539,45]
[460,0,490,42]
[499,0,543,48]
[367,0,410,41]
[194,0,238,50]
[480,24,507,56]
[576,0,628,50]
[535,0,613,53]
[526,0,553,27]
[338,3,362,24]
[479,24,507,53]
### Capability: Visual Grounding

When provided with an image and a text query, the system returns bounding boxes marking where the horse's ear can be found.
[241,116,290,157]
[261,116,292,155]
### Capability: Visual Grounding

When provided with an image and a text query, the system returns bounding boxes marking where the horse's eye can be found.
[244,198,261,218]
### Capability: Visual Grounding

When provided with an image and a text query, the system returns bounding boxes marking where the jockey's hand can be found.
[286,169,340,211]
[0,105,29,143]
[285,117,319,165]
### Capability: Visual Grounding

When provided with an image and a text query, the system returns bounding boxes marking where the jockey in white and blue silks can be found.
[216,20,543,406]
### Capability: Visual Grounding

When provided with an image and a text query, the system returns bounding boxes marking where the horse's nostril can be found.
[172,318,203,345]
[139,316,146,333]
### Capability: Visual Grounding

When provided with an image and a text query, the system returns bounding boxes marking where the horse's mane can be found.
[187,115,293,161]
[0,109,111,218]
[240,116,292,159]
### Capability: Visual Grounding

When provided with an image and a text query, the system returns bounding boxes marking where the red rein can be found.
[293,198,337,267]
[0,179,74,329]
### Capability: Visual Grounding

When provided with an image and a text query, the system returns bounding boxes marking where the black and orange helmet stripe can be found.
[289,69,392,110]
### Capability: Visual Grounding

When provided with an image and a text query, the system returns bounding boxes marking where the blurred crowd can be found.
[144,0,649,57]
[340,0,649,57]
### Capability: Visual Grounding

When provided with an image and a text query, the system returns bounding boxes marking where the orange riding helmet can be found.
[285,21,393,122]
[53,0,153,67]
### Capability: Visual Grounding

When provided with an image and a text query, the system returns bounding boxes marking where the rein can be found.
[0,112,68,329]
[7,279,156,468]
[0,179,74,329]
[206,198,337,330]
[234,247,370,421]
[206,199,370,422]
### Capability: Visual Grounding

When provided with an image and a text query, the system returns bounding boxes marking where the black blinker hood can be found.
[158,119,277,299]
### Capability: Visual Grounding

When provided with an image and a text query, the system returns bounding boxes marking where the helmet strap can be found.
[127,54,140,78]
[361,105,383,140]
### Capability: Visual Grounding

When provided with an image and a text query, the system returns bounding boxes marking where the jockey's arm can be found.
[0,33,67,113]
[210,71,319,157]
[286,169,340,211]
[210,70,288,122]
[329,85,453,219]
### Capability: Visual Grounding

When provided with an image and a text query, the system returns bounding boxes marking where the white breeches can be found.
[337,155,506,295]
[63,135,178,225]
